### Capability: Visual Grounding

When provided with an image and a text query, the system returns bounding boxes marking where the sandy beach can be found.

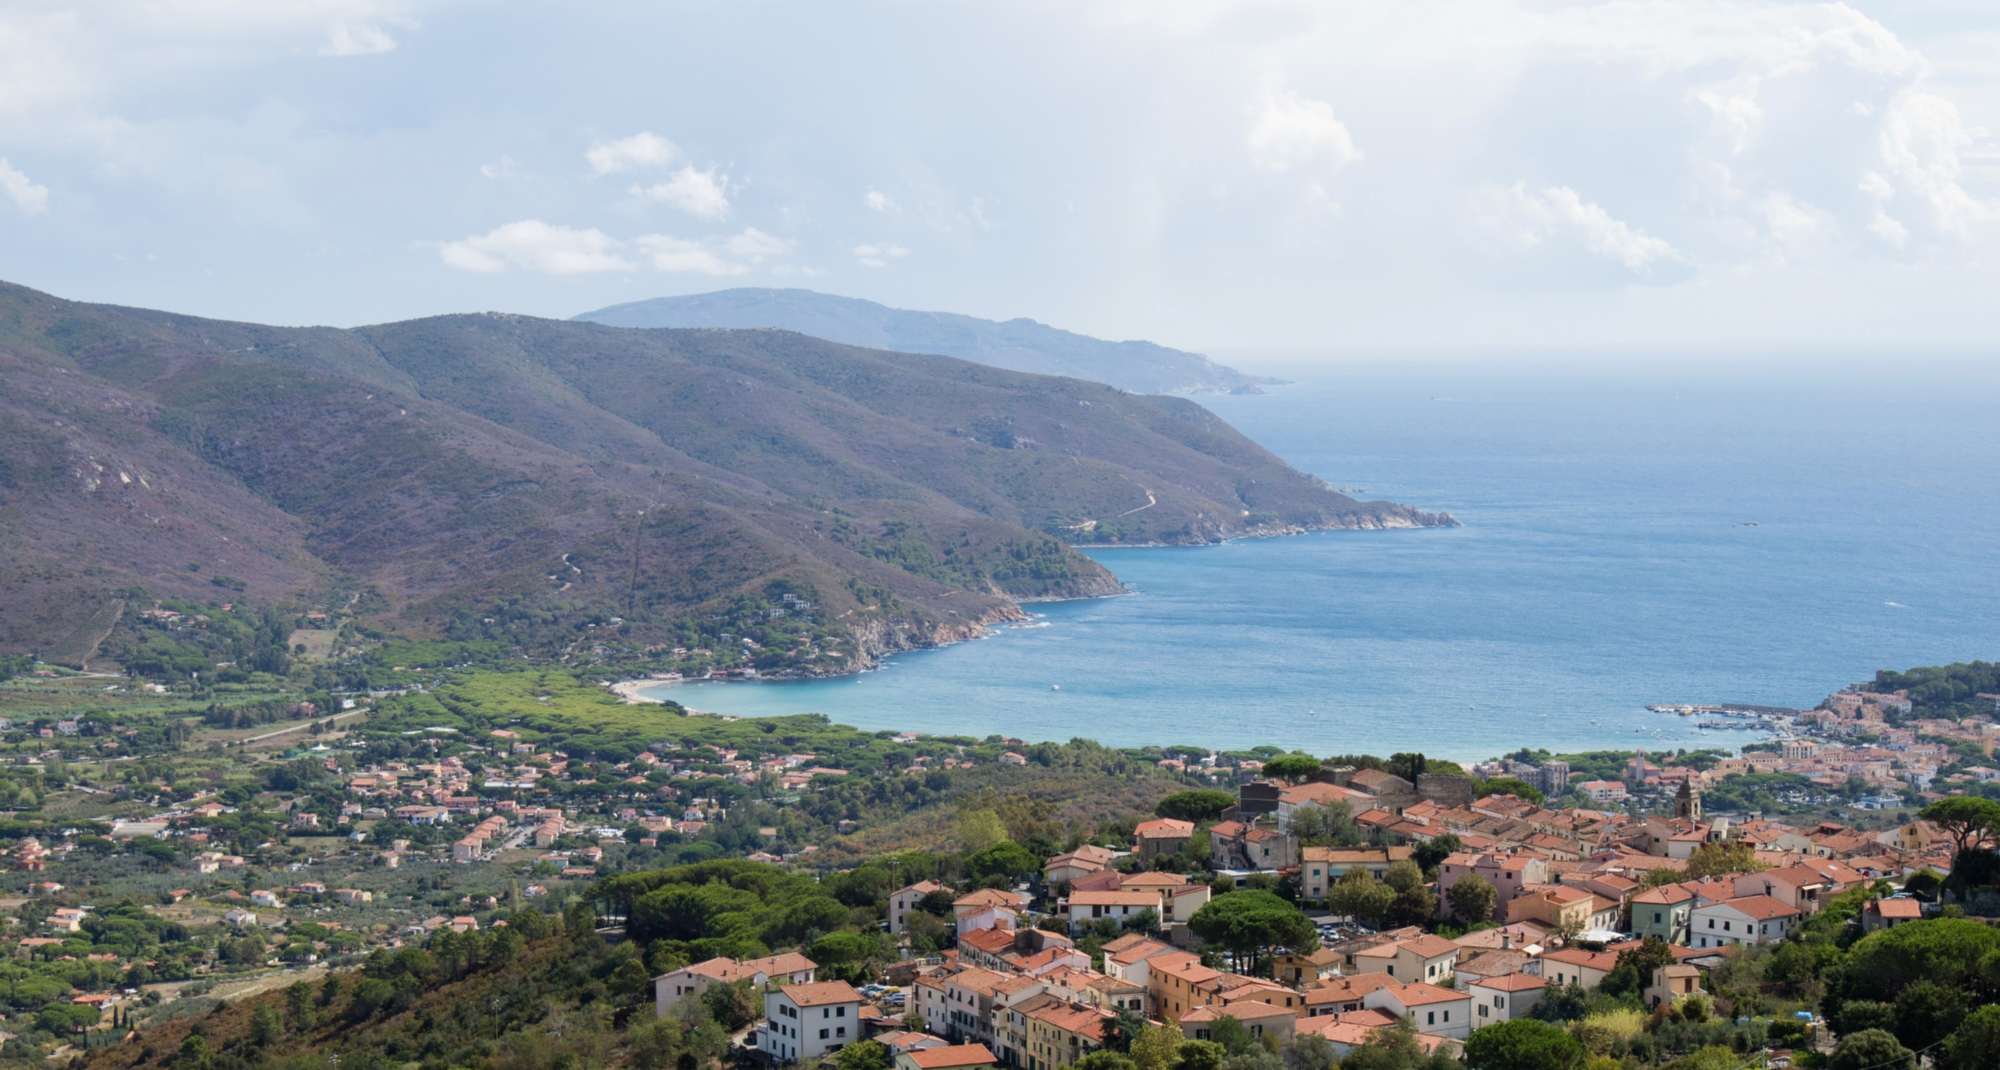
[608,679,668,704]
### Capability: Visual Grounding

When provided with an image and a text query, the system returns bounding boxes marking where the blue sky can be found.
[0,0,1995,358]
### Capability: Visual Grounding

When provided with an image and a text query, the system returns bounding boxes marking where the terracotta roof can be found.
[1866,898,1922,919]
[1468,972,1547,992]
[902,1045,999,1069]
[744,952,817,975]
[1397,935,1460,959]
[1068,890,1161,906]
[954,889,1026,909]
[959,928,1016,955]
[1381,982,1465,1006]
[1134,818,1195,837]
[1541,948,1619,972]
[1708,895,1800,920]
[1180,1002,1291,1023]
[780,981,863,1007]
[1025,1002,1112,1040]
[1106,938,1175,965]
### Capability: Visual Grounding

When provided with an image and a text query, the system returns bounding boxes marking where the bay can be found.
[643,360,2000,761]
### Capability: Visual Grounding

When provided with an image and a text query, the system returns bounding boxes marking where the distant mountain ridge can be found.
[0,281,1452,669]
[575,288,1282,396]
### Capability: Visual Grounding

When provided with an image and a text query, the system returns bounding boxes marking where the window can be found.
[820,1029,829,1040]
[1708,918,1716,929]
[1654,912,1662,923]
[1427,1012,1436,1025]
[837,1028,846,1038]
[837,1008,847,1018]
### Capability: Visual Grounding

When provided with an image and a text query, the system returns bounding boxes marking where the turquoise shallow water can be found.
[644,361,2000,761]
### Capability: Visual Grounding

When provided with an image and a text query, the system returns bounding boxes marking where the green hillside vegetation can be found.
[0,281,1449,673]
[1868,661,2000,720]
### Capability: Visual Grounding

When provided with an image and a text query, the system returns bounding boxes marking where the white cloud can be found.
[852,242,910,267]
[863,189,894,212]
[438,220,633,274]
[586,132,678,175]
[1758,193,1822,244]
[631,165,731,220]
[1876,92,1997,240]
[630,234,746,275]
[319,22,397,57]
[1487,184,1686,273]
[479,156,517,180]
[726,227,794,261]
[439,220,791,275]
[1246,88,1360,173]
[0,158,49,216]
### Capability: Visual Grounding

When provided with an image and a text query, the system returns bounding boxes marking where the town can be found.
[0,651,1995,1070]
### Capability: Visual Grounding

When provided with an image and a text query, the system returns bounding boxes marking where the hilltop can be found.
[574,288,1282,396]
[0,282,1452,667]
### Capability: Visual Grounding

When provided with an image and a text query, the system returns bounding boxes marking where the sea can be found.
[642,359,2000,762]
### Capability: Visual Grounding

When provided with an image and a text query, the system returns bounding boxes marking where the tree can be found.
[956,809,1008,853]
[1463,1019,1586,1070]
[1283,1034,1338,1070]
[1286,802,1357,848]
[1130,1023,1183,1070]
[1529,982,1590,1024]
[1176,1040,1226,1070]
[250,1004,283,1046]
[810,931,884,966]
[1388,753,1429,783]
[1262,754,1323,782]
[1103,1005,1150,1053]
[285,981,317,1031]
[703,980,759,1031]
[1890,979,1966,1052]
[1919,797,2000,860]
[1684,841,1764,879]
[1157,791,1237,824]
[1071,1053,1137,1070]
[1902,869,1945,902]
[1835,917,2000,1005]
[1827,1029,1914,1070]
[1446,873,1498,924]
[1383,859,1423,894]
[37,1003,100,1035]
[1122,908,1162,935]
[835,1041,893,1070]
[1482,777,1545,804]
[1384,885,1439,930]
[1946,1003,2000,1070]
[1187,890,1316,975]
[1327,868,1395,925]
[1412,834,1463,876]
[966,841,1040,883]
[1207,1015,1253,1054]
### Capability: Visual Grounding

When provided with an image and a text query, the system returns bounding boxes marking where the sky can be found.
[0,0,1996,358]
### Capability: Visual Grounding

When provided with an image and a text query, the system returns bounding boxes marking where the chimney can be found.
[1501,931,1513,950]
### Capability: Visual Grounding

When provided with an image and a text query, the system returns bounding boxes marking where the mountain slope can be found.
[573,288,1282,395]
[0,282,1453,667]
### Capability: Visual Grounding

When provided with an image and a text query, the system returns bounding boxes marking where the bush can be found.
[1464,1019,1586,1070]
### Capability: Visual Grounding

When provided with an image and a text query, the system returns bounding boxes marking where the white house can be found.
[1690,896,1798,948]
[1467,972,1546,1026]
[1362,982,1473,1040]
[889,881,947,935]
[760,981,864,1063]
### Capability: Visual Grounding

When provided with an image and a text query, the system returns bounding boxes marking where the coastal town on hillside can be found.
[0,653,1995,1068]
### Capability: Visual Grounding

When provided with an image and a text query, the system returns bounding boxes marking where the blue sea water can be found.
[645,360,2000,762]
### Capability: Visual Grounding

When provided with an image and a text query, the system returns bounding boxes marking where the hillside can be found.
[0,281,1453,667]
[574,288,1282,396]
